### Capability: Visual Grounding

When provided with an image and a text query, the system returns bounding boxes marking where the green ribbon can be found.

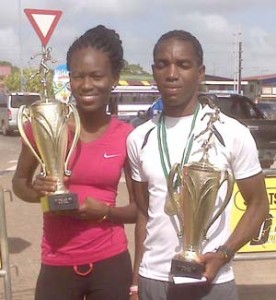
[157,104,200,179]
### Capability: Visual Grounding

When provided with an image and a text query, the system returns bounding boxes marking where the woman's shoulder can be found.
[111,116,134,135]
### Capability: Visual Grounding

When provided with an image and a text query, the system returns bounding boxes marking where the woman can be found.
[12,25,136,300]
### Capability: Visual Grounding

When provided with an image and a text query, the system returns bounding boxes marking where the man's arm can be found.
[223,172,269,253]
[130,180,149,298]
[201,172,269,282]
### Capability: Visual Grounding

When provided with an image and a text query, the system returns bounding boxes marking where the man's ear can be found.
[152,64,157,80]
[198,64,205,82]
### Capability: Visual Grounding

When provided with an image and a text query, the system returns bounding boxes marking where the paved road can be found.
[0,135,275,299]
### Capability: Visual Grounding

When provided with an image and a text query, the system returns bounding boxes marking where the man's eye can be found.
[179,62,191,69]
[154,62,166,69]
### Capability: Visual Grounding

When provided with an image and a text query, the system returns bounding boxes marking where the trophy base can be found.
[41,193,79,212]
[171,258,204,279]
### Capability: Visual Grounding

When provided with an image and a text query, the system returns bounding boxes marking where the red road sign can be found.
[24,9,62,46]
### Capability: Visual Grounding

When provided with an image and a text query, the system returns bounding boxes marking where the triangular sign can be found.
[24,9,62,46]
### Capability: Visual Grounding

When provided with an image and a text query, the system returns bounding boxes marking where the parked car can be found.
[201,93,276,168]
[0,92,41,135]
[256,102,276,120]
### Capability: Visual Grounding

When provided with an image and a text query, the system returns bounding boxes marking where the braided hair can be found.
[66,25,124,77]
[153,30,203,66]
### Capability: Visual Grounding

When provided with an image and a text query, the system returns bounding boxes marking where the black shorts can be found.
[35,251,132,300]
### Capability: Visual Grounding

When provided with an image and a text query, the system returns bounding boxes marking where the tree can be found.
[4,68,54,97]
[122,60,151,76]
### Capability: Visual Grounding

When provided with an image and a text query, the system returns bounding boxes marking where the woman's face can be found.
[69,46,118,113]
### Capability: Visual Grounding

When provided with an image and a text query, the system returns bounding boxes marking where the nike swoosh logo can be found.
[104,153,120,159]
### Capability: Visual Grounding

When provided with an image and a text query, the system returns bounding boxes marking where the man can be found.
[127,30,269,300]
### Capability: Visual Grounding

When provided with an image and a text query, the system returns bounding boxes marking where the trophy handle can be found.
[17,105,47,175]
[204,170,234,236]
[64,103,80,176]
[165,163,183,216]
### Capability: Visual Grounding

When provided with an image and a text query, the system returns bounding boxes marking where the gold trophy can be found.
[17,46,81,213]
[165,106,234,279]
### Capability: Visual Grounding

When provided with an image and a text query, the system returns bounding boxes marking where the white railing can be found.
[0,187,13,300]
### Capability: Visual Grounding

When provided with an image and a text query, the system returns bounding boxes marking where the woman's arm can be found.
[78,160,137,223]
[12,143,40,203]
[12,143,58,203]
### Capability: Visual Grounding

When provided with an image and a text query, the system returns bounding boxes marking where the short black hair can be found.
[153,30,203,66]
[66,25,124,77]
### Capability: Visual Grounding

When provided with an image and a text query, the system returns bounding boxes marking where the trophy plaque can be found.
[165,106,234,279]
[17,46,81,213]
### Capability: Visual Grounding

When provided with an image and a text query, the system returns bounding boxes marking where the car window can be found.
[11,94,41,108]
[212,95,262,119]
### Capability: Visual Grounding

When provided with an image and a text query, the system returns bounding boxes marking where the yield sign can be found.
[24,9,62,46]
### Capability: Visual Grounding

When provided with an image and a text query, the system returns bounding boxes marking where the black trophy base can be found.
[42,193,79,212]
[171,258,204,279]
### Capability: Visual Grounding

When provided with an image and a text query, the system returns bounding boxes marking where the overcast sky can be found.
[1,0,276,78]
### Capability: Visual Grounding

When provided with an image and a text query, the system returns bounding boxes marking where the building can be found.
[201,74,248,95]
[242,74,276,102]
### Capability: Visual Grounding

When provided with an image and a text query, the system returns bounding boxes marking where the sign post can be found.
[24,9,62,46]
[24,8,62,98]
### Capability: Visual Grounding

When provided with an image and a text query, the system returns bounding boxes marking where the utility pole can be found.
[233,32,242,94]
[18,0,24,91]
[237,40,242,94]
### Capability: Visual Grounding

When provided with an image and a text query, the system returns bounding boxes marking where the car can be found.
[256,102,276,120]
[201,93,265,120]
[0,92,41,135]
[201,93,276,168]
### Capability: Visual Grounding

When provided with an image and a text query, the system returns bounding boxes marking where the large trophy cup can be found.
[165,106,234,279]
[17,47,81,213]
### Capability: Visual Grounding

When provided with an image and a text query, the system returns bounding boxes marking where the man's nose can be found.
[167,64,179,80]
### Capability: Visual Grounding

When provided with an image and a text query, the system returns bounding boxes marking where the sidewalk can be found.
[0,178,276,299]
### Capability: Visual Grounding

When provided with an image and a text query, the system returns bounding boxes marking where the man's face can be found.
[152,38,205,116]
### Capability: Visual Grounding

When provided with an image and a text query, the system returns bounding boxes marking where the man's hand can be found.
[197,251,227,283]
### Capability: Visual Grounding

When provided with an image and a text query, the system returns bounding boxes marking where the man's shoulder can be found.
[128,119,157,143]
[217,111,249,132]
[201,105,248,131]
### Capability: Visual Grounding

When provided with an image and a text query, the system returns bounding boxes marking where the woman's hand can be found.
[129,294,139,300]
[78,197,109,221]
[32,174,57,198]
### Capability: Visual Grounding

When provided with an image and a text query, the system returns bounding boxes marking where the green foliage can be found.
[0,61,12,66]
[122,61,151,76]
[4,68,54,97]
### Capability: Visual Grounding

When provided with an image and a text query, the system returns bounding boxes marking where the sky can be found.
[1,0,276,79]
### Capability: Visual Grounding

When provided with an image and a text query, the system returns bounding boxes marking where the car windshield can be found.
[11,94,41,108]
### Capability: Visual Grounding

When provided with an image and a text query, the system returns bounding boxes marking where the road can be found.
[0,134,275,299]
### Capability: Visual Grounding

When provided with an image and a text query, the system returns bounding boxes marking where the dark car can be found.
[202,93,265,120]
[256,102,276,120]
